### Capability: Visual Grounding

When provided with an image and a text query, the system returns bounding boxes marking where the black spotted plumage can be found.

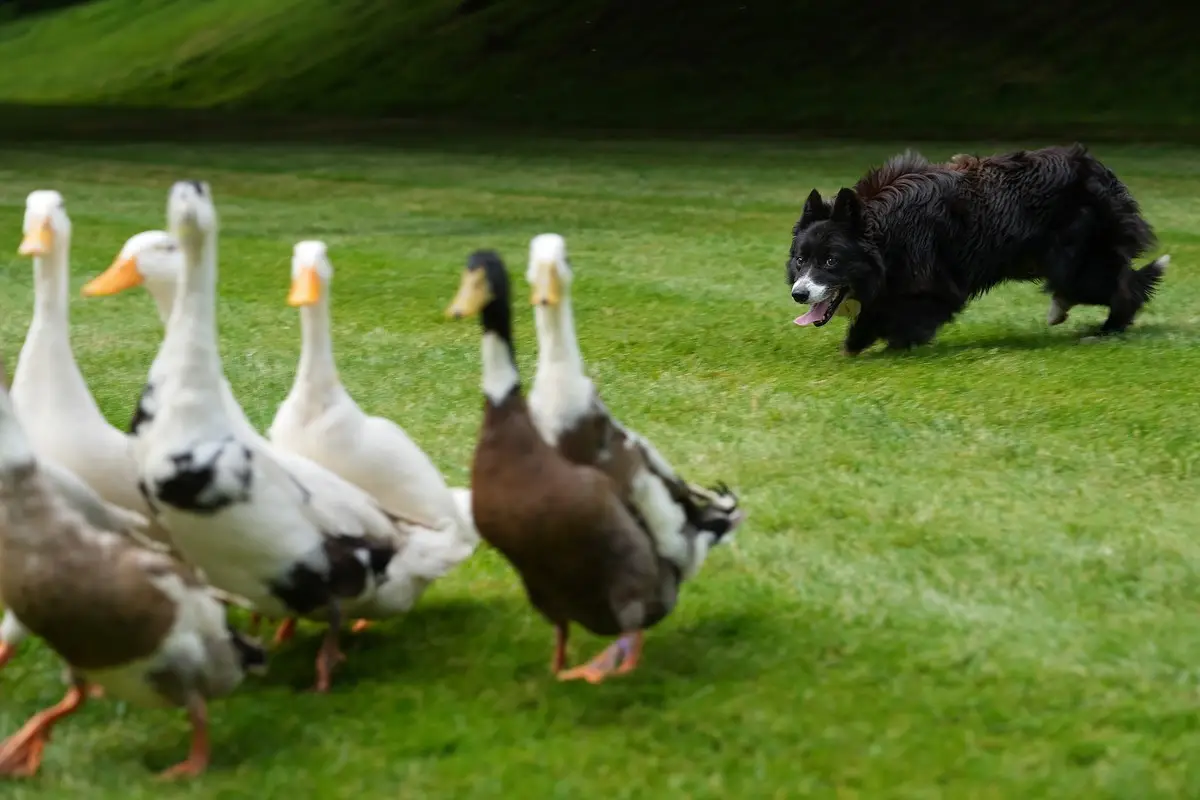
[224,620,267,672]
[151,438,253,515]
[267,534,395,615]
[787,144,1165,354]
[268,562,332,616]
[137,477,160,516]
[129,382,156,436]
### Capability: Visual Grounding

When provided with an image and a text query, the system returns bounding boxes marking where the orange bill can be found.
[288,266,322,306]
[18,219,52,256]
[82,257,143,297]
[530,260,562,306]
[445,268,491,319]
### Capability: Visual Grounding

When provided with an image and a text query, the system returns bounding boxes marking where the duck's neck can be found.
[146,280,176,326]
[533,295,585,383]
[31,245,70,325]
[481,303,519,406]
[12,242,105,422]
[158,232,224,401]
[294,293,342,403]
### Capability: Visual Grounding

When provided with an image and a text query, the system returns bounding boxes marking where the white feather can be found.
[134,183,426,622]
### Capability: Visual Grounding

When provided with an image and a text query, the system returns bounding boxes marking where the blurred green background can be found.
[0,0,1195,141]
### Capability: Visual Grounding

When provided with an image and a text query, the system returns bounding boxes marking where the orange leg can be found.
[557,631,643,685]
[351,619,371,634]
[0,683,87,777]
[272,617,297,647]
[614,630,645,675]
[0,642,15,671]
[157,695,209,780]
[313,617,346,694]
[551,624,569,675]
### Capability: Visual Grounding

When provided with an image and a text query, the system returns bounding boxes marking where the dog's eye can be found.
[825,257,836,268]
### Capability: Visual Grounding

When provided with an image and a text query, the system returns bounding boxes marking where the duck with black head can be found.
[447,249,698,684]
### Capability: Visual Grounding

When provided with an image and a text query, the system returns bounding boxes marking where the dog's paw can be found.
[1047,296,1071,326]
[1080,329,1120,344]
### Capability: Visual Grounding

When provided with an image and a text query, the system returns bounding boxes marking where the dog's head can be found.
[786,187,874,327]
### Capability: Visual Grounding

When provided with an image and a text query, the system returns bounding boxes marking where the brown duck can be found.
[0,355,265,779]
[447,249,720,683]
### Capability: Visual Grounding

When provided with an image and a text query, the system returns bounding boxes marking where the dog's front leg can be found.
[843,315,882,356]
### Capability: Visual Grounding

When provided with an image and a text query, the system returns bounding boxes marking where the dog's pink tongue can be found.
[794,300,830,326]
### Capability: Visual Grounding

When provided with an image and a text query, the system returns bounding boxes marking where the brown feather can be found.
[0,467,178,670]
[472,395,675,637]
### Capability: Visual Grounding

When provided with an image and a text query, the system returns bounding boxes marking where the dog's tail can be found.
[1077,148,1157,259]
[1131,254,1169,306]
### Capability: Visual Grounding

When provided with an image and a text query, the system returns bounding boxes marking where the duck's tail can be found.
[449,486,480,545]
[225,619,268,677]
[683,481,745,546]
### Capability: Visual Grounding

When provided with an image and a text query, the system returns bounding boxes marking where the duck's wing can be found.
[564,392,743,580]
[38,457,164,550]
[592,393,742,536]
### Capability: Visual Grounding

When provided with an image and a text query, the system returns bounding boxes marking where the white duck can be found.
[525,233,743,603]
[83,231,477,640]
[90,233,477,547]
[10,191,173,548]
[82,230,264,440]
[269,240,478,550]
[0,357,265,779]
[86,230,181,323]
[118,181,471,691]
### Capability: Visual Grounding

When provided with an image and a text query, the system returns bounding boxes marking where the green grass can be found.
[1,135,1199,798]
[0,0,1198,140]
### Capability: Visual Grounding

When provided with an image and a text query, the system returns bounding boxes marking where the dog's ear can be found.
[798,188,830,229]
[831,188,863,233]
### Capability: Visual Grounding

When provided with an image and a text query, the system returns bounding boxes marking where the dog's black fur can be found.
[786,145,1168,355]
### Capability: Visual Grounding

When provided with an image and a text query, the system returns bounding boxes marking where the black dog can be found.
[786,145,1168,355]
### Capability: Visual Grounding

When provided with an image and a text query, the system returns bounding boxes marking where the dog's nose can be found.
[792,288,809,304]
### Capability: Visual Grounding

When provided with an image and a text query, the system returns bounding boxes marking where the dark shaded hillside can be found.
[0,0,1195,139]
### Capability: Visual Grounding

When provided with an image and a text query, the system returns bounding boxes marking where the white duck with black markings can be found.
[83,230,475,644]
[127,181,465,692]
[100,234,479,545]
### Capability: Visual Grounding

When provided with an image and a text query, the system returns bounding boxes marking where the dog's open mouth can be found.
[793,287,848,327]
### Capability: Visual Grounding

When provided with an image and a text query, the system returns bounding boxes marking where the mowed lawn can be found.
[0,137,1199,798]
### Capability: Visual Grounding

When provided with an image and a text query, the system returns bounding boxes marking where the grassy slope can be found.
[0,0,1198,138]
[0,137,1198,797]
